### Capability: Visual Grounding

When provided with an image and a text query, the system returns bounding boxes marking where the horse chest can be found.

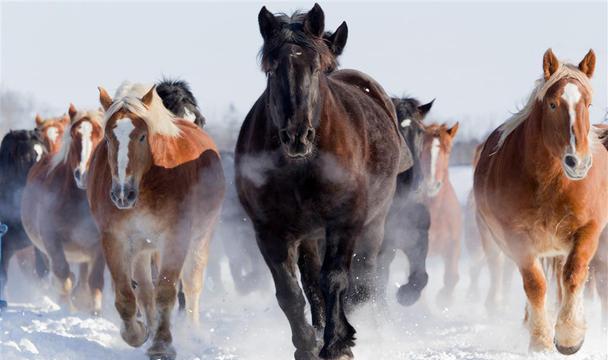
[120,212,169,252]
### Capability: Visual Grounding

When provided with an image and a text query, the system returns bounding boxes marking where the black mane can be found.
[156,79,206,128]
[392,97,423,122]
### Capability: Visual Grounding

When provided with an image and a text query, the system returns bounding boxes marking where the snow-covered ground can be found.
[1,167,607,360]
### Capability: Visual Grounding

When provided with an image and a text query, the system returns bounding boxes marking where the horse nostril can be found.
[110,190,118,202]
[74,169,81,179]
[565,155,577,168]
[305,128,315,143]
[279,129,290,145]
[126,189,137,202]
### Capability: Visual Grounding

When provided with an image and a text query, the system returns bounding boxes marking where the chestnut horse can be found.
[35,113,70,154]
[236,5,410,359]
[21,105,105,313]
[419,122,462,306]
[474,49,607,354]
[88,83,224,360]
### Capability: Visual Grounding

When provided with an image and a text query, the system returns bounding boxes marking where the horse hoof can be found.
[554,337,584,355]
[121,320,149,347]
[147,343,176,360]
[397,285,422,306]
[319,344,353,360]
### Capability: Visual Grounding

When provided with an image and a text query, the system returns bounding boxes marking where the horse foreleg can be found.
[72,262,91,311]
[88,250,105,316]
[298,237,325,334]
[132,252,156,331]
[554,224,600,355]
[181,238,211,326]
[43,232,75,311]
[103,233,148,348]
[319,225,358,360]
[519,257,552,352]
[398,204,430,307]
[477,214,503,315]
[591,257,608,331]
[259,233,318,360]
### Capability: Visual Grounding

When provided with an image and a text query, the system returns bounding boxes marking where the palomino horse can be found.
[474,49,607,354]
[35,113,70,154]
[21,105,105,313]
[0,129,46,309]
[378,97,434,306]
[88,83,224,360]
[236,5,410,359]
[419,122,462,306]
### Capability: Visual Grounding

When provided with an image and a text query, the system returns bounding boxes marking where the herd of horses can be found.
[0,4,607,360]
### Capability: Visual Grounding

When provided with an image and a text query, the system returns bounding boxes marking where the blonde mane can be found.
[496,63,593,150]
[104,81,180,137]
[50,109,103,171]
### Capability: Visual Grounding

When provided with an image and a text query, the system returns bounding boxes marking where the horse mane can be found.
[259,11,337,73]
[50,109,103,171]
[156,78,206,128]
[392,97,422,120]
[104,81,179,137]
[496,64,593,150]
[0,130,42,185]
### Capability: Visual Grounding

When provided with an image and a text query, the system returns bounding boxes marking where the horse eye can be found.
[139,134,146,142]
[550,102,556,110]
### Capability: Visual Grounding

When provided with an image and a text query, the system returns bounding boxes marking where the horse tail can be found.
[156,78,206,128]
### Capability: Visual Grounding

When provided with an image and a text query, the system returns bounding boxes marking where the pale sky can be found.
[1,1,606,137]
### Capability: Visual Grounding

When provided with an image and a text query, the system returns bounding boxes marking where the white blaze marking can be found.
[33,144,43,161]
[430,137,440,182]
[114,119,135,197]
[400,119,412,128]
[562,83,582,154]
[183,107,196,122]
[46,127,59,144]
[77,121,93,175]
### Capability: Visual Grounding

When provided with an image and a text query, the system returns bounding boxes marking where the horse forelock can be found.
[260,11,336,73]
[49,111,103,172]
[496,64,593,151]
[104,82,180,138]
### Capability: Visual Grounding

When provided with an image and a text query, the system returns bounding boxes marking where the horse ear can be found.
[35,114,44,126]
[149,120,216,169]
[68,103,78,120]
[258,6,279,41]
[98,86,113,111]
[325,21,348,56]
[60,114,70,126]
[141,85,156,108]
[543,48,560,80]
[578,49,596,78]
[304,3,325,37]
[418,99,435,118]
[447,122,459,138]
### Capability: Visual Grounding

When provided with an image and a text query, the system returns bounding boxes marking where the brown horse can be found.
[419,123,462,306]
[35,113,70,154]
[88,83,224,360]
[236,5,410,359]
[21,105,105,313]
[474,49,607,354]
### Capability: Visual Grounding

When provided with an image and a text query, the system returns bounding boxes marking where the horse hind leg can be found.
[592,258,608,331]
[476,213,503,315]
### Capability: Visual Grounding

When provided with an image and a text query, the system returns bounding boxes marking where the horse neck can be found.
[520,108,564,182]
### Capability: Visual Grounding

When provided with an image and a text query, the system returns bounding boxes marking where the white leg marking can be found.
[113,119,135,197]
[77,121,93,175]
[562,83,582,154]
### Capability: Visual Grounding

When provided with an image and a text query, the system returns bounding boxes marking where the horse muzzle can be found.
[562,153,592,180]
[73,169,87,190]
[110,181,139,210]
[279,127,315,159]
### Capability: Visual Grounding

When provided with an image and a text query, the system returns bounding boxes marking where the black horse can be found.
[235,4,411,359]
[0,129,48,309]
[156,79,206,127]
[377,97,434,307]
